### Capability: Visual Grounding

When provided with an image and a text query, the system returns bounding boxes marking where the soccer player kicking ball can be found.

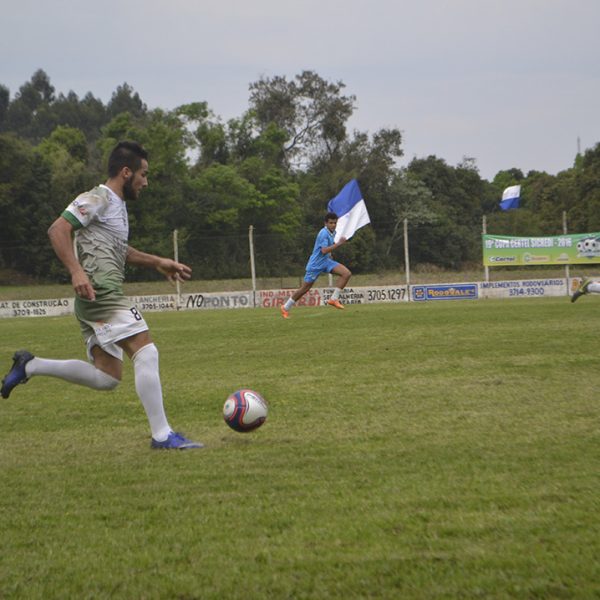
[280,212,352,319]
[1,141,203,450]
[571,277,599,302]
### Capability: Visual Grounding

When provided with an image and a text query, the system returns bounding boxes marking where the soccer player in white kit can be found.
[1,141,203,450]
[571,277,600,303]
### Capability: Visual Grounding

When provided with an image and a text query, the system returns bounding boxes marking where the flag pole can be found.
[482,216,489,283]
[173,229,181,309]
[249,225,257,307]
[563,211,570,296]
[403,218,410,286]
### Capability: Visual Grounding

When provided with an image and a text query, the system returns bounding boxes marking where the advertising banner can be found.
[258,289,322,309]
[129,294,178,312]
[0,298,74,319]
[182,291,254,310]
[482,233,600,266]
[412,284,478,302]
[0,281,576,319]
[322,286,409,305]
[479,279,568,299]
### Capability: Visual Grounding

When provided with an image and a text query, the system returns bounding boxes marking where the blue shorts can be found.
[304,259,340,283]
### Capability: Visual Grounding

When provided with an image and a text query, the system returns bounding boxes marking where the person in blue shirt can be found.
[280,212,351,318]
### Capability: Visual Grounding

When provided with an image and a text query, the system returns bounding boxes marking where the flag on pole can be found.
[499,185,521,211]
[327,179,370,242]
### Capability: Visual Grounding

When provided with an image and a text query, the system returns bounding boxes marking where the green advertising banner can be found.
[482,233,600,266]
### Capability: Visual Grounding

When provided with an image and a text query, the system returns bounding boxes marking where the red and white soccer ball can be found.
[223,389,268,432]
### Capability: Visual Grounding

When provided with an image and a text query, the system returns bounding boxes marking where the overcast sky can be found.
[2,0,599,181]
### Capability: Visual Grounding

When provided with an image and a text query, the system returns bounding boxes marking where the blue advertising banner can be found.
[412,284,479,302]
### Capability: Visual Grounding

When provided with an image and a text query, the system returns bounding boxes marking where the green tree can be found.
[176,102,230,167]
[182,164,261,277]
[107,83,147,120]
[0,84,9,126]
[572,143,600,232]
[249,71,356,169]
[2,69,55,140]
[0,134,56,278]
[36,126,92,216]
[385,169,437,258]
[406,156,486,268]
[50,91,108,141]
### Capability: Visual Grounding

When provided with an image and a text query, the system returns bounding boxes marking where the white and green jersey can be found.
[62,184,129,298]
[61,185,149,350]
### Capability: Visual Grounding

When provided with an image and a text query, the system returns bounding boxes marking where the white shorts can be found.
[77,302,149,362]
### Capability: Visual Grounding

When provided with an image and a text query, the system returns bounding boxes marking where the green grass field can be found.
[1,298,599,599]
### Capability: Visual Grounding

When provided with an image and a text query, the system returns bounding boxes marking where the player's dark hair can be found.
[325,212,338,221]
[107,141,148,177]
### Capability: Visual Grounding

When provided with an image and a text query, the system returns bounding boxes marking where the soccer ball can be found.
[223,389,268,432]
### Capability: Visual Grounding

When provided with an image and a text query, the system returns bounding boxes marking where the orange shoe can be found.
[327,299,344,310]
[280,305,290,319]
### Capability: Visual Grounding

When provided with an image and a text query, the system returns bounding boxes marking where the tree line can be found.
[1,69,599,283]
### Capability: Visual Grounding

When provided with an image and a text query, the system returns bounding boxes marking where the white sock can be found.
[26,357,119,390]
[132,343,171,442]
[587,282,600,293]
[284,298,295,311]
[331,288,342,301]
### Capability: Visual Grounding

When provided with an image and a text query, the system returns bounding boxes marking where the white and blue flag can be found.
[327,179,370,242]
[499,185,521,211]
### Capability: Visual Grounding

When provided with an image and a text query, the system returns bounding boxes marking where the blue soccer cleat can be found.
[150,431,204,450]
[1,350,34,399]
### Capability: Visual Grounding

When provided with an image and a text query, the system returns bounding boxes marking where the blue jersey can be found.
[306,227,335,272]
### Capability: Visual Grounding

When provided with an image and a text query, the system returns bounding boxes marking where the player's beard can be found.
[122,176,138,201]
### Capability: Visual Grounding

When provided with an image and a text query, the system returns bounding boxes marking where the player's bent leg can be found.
[327,264,352,309]
[331,263,352,288]
[128,341,171,441]
[120,334,203,450]
[117,330,153,359]
[292,280,315,302]
[89,345,123,384]
[34,355,120,390]
[2,349,120,398]
[281,281,315,318]
[571,277,600,302]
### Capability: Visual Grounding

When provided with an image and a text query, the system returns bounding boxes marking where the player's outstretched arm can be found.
[126,246,192,284]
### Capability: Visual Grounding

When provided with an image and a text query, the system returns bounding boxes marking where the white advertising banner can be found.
[0,298,74,319]
[479,278,569,299]
[181,291,254,310]
[323,286,409,305]
[129,294,178,312]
